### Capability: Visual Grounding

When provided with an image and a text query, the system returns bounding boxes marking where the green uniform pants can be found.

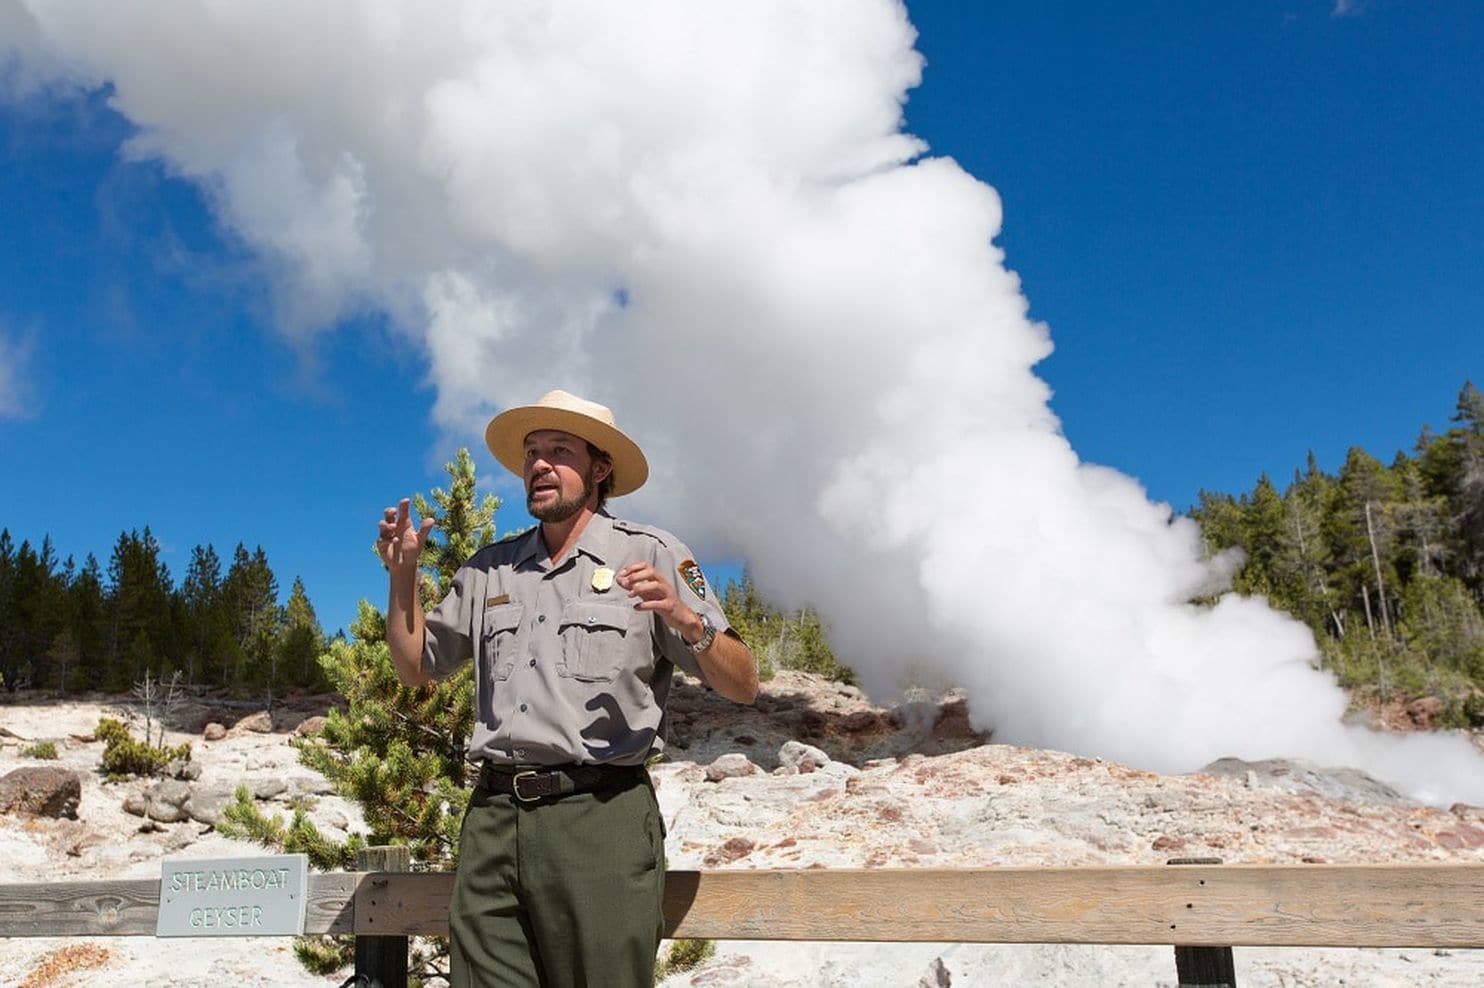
[449,772,666,988]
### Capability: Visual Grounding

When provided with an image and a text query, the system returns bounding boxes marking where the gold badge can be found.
[591,567,615,592]
[486,594,511,607]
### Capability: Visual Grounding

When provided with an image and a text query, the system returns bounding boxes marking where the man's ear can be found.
[593,457,614,484]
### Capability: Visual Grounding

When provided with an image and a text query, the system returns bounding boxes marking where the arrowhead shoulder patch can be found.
[677,559,709,600]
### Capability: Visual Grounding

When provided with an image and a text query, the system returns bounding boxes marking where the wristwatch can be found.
[687,613,717,653]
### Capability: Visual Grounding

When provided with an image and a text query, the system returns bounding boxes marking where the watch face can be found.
[690,615,716,652]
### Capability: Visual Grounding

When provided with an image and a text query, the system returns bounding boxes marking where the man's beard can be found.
[527,468,596,524]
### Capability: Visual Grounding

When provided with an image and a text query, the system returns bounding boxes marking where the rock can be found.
[231,711,274,735]
[252,777,288,800]
[1406,696,1445,729]
[703,836,756,865]
[166,758,202,781]
[294,715,328,737]
[932,698,987,742]
[919,957,952,987]
[202,723,227,741]
[146,780,194,823]
[0,766,82,819]
[1199,757,1412,805]
[164,826,199,852]
[124,780,193,823]
[292,774,337,797]
[778,740,831,772]
[704,753,759,782]
[184,785,238,826]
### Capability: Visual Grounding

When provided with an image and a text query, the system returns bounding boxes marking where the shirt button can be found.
[528,657,537,668]
[537,614,546,623]
[519,703,528,713]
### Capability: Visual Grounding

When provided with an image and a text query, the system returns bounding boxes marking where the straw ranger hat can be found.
[485,389,649,497]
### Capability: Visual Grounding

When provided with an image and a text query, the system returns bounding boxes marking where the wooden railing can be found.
[3,860,1482,987]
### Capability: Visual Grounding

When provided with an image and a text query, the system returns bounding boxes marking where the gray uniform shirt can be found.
[421,510,734,767]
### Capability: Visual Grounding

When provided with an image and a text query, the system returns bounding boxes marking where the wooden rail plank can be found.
[353,865,1484,947]
[0,879,160,937]
[3,865,1482,947]
[668,865,1484,946]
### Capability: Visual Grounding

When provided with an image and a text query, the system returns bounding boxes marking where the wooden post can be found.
[355,845,411,988]
[1168,858,1236,988]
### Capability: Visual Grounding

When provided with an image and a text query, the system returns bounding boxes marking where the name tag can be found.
[486,594,511,607]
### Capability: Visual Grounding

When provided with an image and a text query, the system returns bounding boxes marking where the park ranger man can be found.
[379,389,758,988]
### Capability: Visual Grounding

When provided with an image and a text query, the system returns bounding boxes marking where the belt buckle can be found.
[512,770,545,802]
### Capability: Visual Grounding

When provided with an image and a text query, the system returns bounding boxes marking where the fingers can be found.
[378,498,433,559]
[616,563,678,613]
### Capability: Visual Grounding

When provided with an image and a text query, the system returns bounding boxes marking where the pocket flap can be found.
[560,600,630,634]
[483,601,525,635]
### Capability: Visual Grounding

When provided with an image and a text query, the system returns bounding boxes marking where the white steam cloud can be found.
[6,1,1480,803]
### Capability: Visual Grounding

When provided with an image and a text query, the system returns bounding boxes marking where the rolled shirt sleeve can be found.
[421,565,479,680]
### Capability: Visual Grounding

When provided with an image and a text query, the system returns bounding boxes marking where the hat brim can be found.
[485,405,649,498]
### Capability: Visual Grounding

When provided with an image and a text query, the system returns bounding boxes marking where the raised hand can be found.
[378,498,435,574]
[616,562,691,633]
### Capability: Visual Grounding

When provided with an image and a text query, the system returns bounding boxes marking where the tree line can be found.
[0,527,326,698]
[1191,382,1484,725]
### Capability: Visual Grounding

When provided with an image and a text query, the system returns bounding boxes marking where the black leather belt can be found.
[478,762,644,802]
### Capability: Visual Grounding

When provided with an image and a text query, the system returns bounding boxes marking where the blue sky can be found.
[1,2,1479,635]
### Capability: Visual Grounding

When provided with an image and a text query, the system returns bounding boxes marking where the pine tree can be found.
[181,544,226,685]
[220,449,498,982]
[279,576,327,691]
[68,554,108,690]
[105,528,175,691]
[223,544,282,696]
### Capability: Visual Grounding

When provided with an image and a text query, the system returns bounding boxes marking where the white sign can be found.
[157,854,309,937]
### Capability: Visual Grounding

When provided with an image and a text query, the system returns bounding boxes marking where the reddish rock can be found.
[1405,696,1444,729]
[294,715,328,737]
[1151,834,1186,852]
[0,766,82,819]
[1434,825,1484,850]
[231,711,274,735]
[705,753,759,782]
[704,836,756,865]
[877,803,905,823]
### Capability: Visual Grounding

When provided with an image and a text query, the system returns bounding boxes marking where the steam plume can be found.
[6,0,1480,803]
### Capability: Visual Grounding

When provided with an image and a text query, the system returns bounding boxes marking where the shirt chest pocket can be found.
[557,600,633,683]
[482,603,525,683]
